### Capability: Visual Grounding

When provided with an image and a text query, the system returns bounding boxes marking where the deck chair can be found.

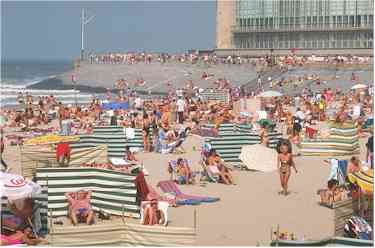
[140,201,169,226]
[327,158,348,187]
[157,180,219,204]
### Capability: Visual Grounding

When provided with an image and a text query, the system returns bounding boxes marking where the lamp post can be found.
[80,9,95,61]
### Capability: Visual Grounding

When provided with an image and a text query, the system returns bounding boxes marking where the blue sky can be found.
[1,1,216,60]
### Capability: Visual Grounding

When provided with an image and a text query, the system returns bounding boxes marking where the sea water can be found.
[0,60,98,107]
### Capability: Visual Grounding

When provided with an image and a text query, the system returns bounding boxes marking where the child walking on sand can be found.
[277,141,298,196]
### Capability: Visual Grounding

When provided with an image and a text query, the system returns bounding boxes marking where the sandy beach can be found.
[2,123,370,245]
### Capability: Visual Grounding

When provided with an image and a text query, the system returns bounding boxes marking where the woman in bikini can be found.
[278,142,297,195]
[142,113,150,152]
[259,124,270,147]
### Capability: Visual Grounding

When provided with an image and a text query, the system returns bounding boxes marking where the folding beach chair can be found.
[327,158,348,187]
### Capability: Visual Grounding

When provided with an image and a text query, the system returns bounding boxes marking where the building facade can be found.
[216,0,374,54]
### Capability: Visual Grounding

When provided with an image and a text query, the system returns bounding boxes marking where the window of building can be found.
[356,16,361,27]
[343,16,348,27]
[363,15,368,26]
[337,16,342,27]
[319,16,323,27]
[350,16,355,27]
[313,16,317,26]
[307,16,311,26]
[325,16,330,28]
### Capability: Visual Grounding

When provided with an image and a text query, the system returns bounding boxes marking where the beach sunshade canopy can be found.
[351,84,368,90]
[258,90,283,98]
[239,144,278,172]
[102,101,129,110]
[0,172,41,200]
[348,169,373,194]
[24,134,79,145]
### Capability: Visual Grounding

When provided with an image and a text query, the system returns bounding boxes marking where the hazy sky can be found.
[1,1,216,61]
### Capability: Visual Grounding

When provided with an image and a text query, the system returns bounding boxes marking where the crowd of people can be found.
[0,54,373,245]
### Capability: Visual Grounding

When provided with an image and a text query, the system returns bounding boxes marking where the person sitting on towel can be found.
[65,190,94,226]
[206,149,235,185]
[142,199,165,226]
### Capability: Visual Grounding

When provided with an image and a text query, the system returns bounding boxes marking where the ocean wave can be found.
[1,98,95,107]
[0,75,57,89]
[0,93,93,100]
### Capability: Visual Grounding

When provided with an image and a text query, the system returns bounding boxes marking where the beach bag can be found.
[344,216,372,240]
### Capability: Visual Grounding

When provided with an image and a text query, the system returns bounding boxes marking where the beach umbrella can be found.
[0,172,41,200]
[24,134,79,145]
[348,169,373,194]
[239,144,278,172]
[258,90,283,98]
[351,84,368,90]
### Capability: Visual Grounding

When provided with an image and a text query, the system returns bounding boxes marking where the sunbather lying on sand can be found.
[318,179,347,206]
[142,199,165,225]
[206,149,235,185]
[65,190,95,226]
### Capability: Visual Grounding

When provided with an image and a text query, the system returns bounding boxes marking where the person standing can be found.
[366,131,373,169]
[277,141,298,195]
[176,96,185,124]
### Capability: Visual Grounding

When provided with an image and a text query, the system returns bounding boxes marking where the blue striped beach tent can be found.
[35,167,140,218]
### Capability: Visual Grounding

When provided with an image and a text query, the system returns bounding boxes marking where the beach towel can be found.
[157,180,219,203]
[146,184,177,207]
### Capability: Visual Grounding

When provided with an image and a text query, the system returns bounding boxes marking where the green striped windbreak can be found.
[35,167,140,218]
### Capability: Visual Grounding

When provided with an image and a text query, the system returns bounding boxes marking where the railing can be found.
[232,25,372,33]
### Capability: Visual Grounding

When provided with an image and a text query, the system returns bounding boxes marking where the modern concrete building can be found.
[215,0,374,56]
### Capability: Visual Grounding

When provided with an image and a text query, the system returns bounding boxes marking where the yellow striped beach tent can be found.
[24,134,79,145]
[35,167,140,218]
[21,144,108,179]
[348,169,373,194]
